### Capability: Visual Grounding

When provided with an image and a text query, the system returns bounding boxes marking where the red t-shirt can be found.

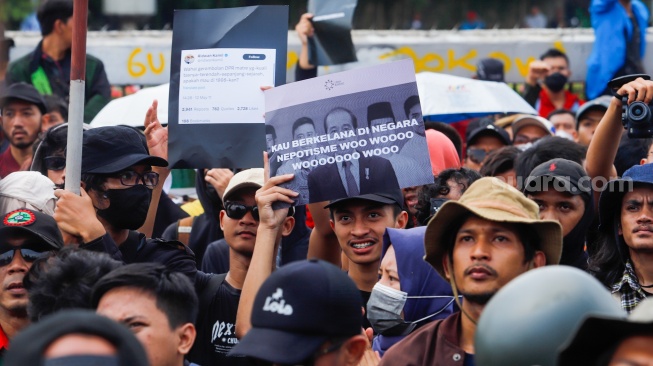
[0,148,20,179]
[537,89,584,118]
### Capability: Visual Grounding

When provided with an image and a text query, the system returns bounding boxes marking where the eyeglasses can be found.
[225,202,260,221]
[112,170,159,188]
[466,148,494,165]
[44,156,66,171]
[513,135,542,145]
[0,247,50,266]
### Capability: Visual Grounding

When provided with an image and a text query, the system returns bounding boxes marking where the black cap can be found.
[575,96,611,129]
[476,58,505,82]
[0,82,47,114]
[229,259,362,364]
[82,126,168,174]
[324,189,405,210]
[467,123,511,147]
[523,158,591,197]
[0,209,63,250]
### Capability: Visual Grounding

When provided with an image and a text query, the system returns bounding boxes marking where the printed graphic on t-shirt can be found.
[211,319,239,354]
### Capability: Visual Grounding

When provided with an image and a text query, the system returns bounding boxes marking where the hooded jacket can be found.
[561,189,594,270]
[373,226,455,357]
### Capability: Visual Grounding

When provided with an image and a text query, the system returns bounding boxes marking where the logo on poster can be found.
[184,54,195,64]
[324,79,344,90]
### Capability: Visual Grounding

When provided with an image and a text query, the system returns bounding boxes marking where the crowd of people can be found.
[0,0,650,365]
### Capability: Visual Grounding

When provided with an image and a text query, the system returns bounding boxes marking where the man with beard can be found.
[0,209,63,357]
[0,83,47,178]
[52,126,197,280]
[522,49,583,118]
[379,177,562,365]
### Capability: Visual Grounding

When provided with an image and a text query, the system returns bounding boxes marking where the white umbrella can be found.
[415,72,537,123]
[91,83,169,127]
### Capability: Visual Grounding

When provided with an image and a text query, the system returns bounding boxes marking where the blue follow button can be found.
[243,54,266,60]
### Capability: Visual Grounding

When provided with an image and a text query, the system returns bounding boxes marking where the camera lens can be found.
[628,102,651,123]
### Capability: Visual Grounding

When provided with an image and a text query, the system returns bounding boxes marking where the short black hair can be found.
[480,146,521,177]
[615,131,652,176]
[547,109,575,121]
[265,125,276,140]
[514,137,586,190]
[24,246,122,323]
[404,95,420,118]
[415,168,482,225]
[444,213,538,263]
[425,122,463,160]
[43,95,69,121]
[324,107,357,133]
[540,48,569,65]
[292,117,315,137]
[92,263,198,329]
[37,0,74,37]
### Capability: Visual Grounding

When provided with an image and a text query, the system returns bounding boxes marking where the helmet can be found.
[475,266,625,366]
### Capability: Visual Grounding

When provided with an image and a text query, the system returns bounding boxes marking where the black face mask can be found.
[544,72,568,93]
[97,185,152,230]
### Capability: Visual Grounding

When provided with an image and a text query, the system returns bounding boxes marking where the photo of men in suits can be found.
[307,107,400,203]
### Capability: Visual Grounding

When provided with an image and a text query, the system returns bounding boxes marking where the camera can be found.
[609,74,653,138]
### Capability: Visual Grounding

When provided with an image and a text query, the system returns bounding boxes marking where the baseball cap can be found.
[558,298,653,366]
[512,115,556,138]
[476,58,505,82]
[0,82,47,114]
[367,102,394,123]
[222,168,264,201]
[524,158,592,197]
[467,123,511,147]
[424,177,562,278]
[324,189,405,210]
[81,126,168,174]
[229,259,362,364]
[0,209,63,250]
[575,95,612,128]
[598,163,653,230]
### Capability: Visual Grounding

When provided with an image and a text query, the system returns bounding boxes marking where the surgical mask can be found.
[97,185,152,230]
[544,72,568,93]
[44,355,119,366]
[367,283,456,336]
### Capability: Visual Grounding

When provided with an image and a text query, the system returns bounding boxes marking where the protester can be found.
[475,266,624,366]
[514,136,586,190]
[524,159,594,269]
[479,146,521,187]
[522,49,583,117]
[4,310,149,366]
[511,115,555,148]
[24,247,121,323]
[524,5,548,28]
[615,132,652,176]
[230,259,368,365]
[294,12,318,81]
[0,172,57,216]
[42,95,67,126]
[379,177,562,365]
[190,168,295,365]
[576,95,611,147]
[0,209,63,355]
[559,297,653,366]
[415,168,481,226]
[30,123,81,188]
[590,164,653,313]
[92,263,198,366]
[548,109,578,140]
[425,122,463,161]
[463,123,510,172]
[52,125,197,279]
[7,0,111,122]
[370,227,455,357]
[586,0,649,100]
[0,82,47,178]
[426,129,461,175]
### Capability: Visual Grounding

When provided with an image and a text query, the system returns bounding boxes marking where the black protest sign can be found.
[308,0,358,66]
[265,59,433,205]
[168,6,288,169]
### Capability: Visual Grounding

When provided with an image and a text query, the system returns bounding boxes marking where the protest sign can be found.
[168,6,288,169]
[265,59,433,205]
[308,0,357,66]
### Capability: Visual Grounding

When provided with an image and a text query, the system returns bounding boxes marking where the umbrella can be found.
[91,83,169,127]
[415,72,537,123]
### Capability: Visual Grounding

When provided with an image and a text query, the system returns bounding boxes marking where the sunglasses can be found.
[224,202,296,222]
[0,247,50,266]
[466,148,493,165]
[44,156,66,171]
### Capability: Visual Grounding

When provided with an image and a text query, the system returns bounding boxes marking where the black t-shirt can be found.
[188,280,253,366]
[360,290,372,330]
